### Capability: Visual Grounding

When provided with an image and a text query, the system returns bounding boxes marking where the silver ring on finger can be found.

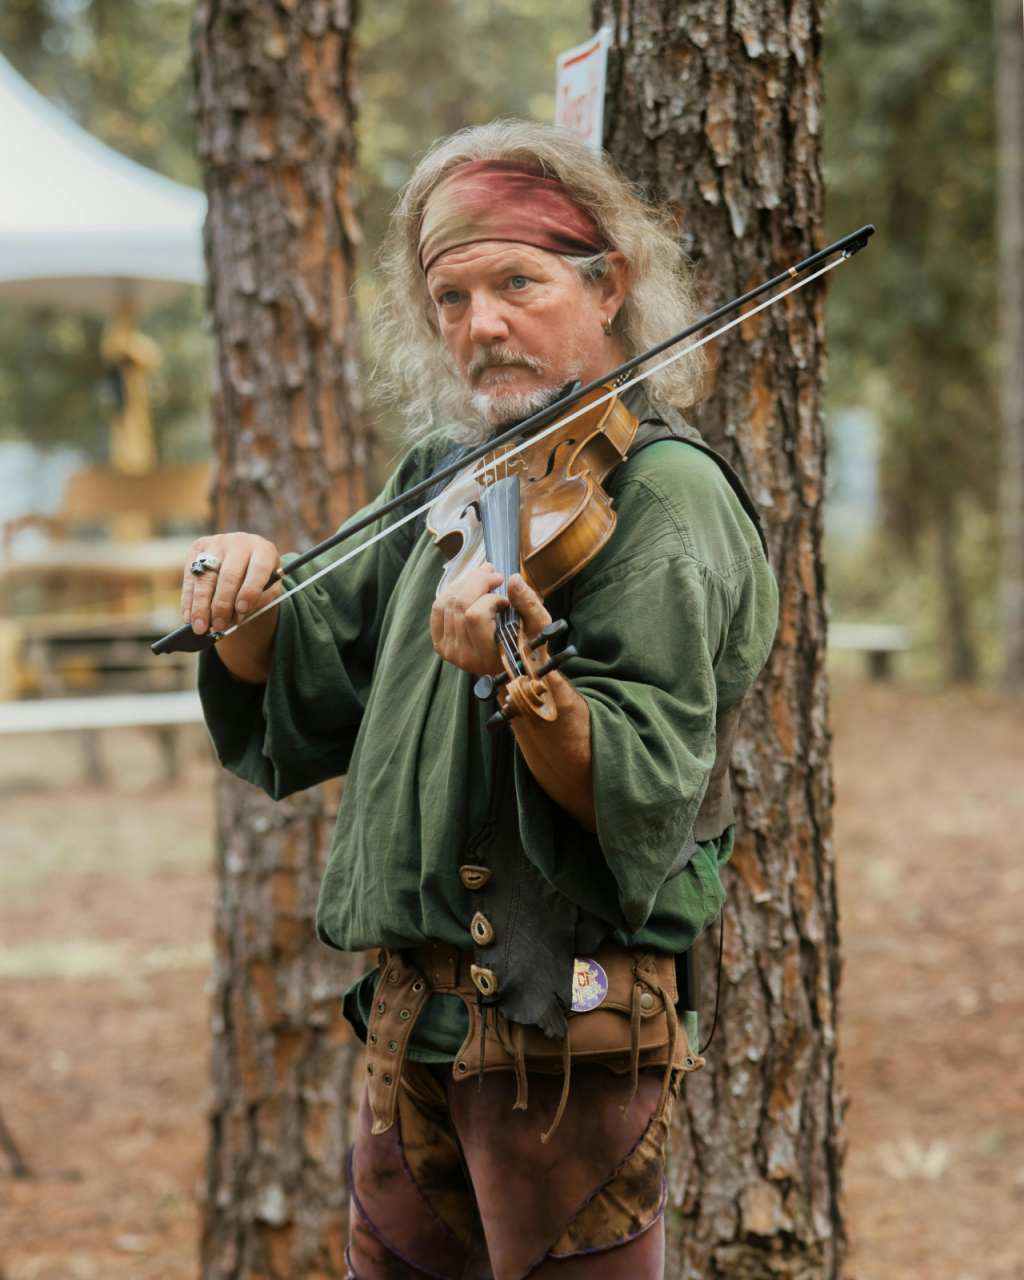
[190,552,222,577]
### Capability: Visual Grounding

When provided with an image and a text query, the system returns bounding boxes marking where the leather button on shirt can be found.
[470,912,495,945]
[459,864,493,891]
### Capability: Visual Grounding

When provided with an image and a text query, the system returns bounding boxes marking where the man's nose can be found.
[467,296,510,345]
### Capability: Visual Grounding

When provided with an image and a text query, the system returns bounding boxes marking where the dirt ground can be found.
[0,675,1021,1280]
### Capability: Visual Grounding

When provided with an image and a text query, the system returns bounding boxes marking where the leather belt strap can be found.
[410,940,681,1007]
[363,949,432,1135]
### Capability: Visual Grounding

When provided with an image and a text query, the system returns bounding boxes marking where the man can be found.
[188,121,778,1279]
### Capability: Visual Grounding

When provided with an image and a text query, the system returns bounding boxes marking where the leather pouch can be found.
[411,944,701,1079]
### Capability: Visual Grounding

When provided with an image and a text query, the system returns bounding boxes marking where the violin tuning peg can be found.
[536,645,578,679]
[529,618,569,651]
[485,708,511,733]
[474,671,509,701]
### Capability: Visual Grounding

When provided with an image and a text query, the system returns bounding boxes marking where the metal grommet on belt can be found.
[366,955,433,1137]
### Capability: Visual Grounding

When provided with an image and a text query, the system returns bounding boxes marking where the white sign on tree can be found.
[554,27,612,153]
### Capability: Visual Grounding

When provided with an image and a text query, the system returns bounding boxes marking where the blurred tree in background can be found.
[0,0,206,464]
[824,0,999,682]
[996,0,1024,690]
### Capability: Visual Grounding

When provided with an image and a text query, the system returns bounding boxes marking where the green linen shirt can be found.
[198,429,779,1060]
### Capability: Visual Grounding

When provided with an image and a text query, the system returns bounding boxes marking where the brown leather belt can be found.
[363,942,704,1139]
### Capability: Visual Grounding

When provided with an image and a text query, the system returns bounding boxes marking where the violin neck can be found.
[479,475,520,634]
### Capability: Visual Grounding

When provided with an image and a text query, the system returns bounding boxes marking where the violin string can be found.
[481,468,519,672]
[495,424,521,672]
[496,477,522,672]
[216,255,845,640]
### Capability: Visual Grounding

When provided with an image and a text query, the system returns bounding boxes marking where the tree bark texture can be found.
[997,0,1024,689]
[935,499,978,685]
[593,2,843,1276]
[192,2,372,1275]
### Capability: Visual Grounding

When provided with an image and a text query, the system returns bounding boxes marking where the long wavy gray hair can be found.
[372,119,707,443]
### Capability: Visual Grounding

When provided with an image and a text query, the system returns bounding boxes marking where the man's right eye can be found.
[437,290,461,306]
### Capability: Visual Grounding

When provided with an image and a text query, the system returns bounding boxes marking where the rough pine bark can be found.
[593,1,844,1275]
[997,0,1024,689]
[192,2,373,1275]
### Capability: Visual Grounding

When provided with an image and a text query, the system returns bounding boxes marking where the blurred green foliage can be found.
[824,0,998,677]
[0,0,207,463]
[359,0,585,240]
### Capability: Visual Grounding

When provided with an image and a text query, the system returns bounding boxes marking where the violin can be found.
[427,383,638,731]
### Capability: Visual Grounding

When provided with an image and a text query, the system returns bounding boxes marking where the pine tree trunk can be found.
[997,0,1024,689]
[935,501,978,685]
[192,2,371,1275]
[593,1,844,1275]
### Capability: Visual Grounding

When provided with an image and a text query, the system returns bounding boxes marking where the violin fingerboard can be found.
[479,474,521,634]
[479,475,520,584]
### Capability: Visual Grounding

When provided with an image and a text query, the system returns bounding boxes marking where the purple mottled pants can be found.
[346,1060,674,1280]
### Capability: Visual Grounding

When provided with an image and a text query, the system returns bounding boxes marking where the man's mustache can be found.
[467,346,545,385]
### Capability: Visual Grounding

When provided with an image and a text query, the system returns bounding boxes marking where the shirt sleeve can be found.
[196,442,439,800]
[560,553,727,932]
[514,447,778,936]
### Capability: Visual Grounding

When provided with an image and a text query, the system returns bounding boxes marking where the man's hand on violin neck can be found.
[430,563,551,677]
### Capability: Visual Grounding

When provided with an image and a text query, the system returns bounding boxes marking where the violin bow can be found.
[153,223,875,656]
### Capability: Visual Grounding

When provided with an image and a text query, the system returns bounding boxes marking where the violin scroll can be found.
[475,618,579,733]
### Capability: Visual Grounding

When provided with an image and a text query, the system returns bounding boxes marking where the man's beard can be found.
[466,345,579,430]
[470,383,558,427]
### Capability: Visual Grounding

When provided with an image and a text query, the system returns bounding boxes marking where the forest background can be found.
[0,0,1006,686]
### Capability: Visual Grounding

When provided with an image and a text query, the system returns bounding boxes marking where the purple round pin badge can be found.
[571,958,609,1013]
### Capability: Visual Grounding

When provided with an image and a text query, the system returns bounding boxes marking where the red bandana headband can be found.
[417,159,607,274]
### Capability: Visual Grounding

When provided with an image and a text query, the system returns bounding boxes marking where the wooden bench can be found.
[14,613,194,699]
[0,690,203,785]
[0,461,210,699]
[828,622,911,680]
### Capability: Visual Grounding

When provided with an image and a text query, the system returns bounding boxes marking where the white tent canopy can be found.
[0,52,205,312]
